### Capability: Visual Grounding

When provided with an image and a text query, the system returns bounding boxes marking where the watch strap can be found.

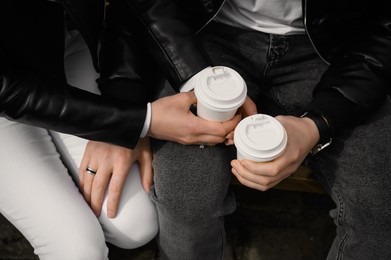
[301,111,332,155]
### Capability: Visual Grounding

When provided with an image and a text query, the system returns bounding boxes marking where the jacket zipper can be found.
[303,0,330,65]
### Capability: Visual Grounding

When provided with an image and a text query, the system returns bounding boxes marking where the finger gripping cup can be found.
[195,66,247,122]
[234,114,288,162]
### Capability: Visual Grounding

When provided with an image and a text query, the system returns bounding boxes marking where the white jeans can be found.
[0,29,158,260]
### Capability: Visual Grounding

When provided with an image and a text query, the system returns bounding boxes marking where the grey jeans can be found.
[151,21,391,260]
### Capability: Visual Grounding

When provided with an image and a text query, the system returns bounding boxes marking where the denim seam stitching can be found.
[313,156,349,259]
[315,156,345,225]
[337,233,350,260]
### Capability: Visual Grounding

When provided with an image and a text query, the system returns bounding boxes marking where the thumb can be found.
[184,91,198,105]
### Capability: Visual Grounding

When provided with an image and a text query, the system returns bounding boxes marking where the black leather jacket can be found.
[0,0,146,149]
[102,0,391,136]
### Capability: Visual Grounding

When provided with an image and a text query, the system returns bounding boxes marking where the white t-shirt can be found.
[214,0,305,35]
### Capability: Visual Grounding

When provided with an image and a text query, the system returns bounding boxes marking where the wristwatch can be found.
[301,110,332,155]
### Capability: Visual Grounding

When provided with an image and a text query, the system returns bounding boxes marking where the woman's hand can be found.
[230,115,319,191]
[79,138,153,218]
[149,91,241,146]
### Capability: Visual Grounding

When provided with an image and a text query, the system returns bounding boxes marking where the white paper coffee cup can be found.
[234,114,287,162]
[194,66,247,122]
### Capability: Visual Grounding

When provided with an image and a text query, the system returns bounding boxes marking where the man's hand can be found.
[149,91,241,146]
[230,115,319,191]
[79,138,153,218]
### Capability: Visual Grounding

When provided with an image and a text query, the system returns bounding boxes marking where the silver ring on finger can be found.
[86,167,97,175]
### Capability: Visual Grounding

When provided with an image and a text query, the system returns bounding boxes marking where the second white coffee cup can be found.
[195,66,247,122]
[234,114,288,162]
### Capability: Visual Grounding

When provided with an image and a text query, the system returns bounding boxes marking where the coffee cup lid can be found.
[195,66,247,111]
[234,114,287,161]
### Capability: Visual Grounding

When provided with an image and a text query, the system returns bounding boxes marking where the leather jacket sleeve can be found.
[98,0,149,104]
[306,1,391,134]
[101,0,212,92]
[0,67,146,149]
[0,0,147,149]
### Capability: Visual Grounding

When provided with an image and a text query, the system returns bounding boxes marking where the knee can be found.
[152,150,234,221]
[96,163,159,249]
[100,198,158,249]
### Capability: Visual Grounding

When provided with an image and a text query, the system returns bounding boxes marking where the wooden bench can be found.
[232,165,325,194]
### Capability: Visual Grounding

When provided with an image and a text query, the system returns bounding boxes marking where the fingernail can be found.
[231,160,237,167]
